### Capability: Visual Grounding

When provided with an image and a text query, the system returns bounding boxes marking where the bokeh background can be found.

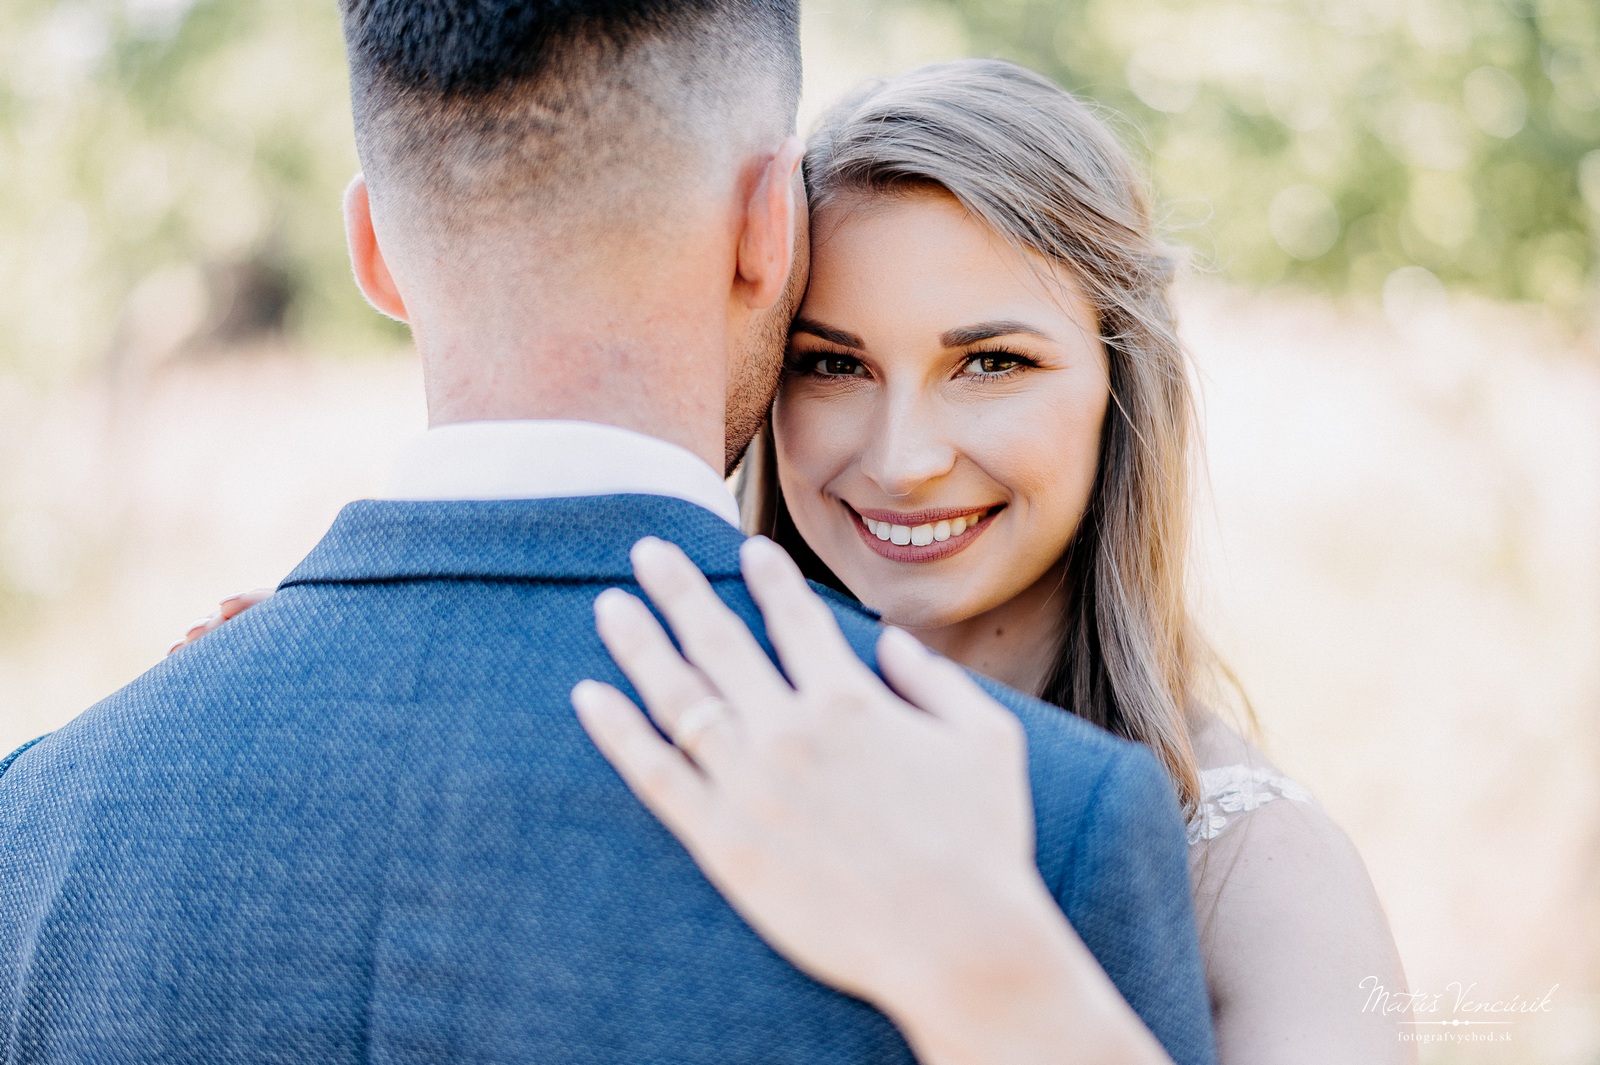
[0,0,1596,1060]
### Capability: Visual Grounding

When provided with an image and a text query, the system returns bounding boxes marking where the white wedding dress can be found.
[1185,764,1316,846]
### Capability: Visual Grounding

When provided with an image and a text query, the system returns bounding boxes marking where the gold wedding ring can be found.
[671,696,730,754]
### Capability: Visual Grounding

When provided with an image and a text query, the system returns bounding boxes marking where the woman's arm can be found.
[573,535,1173,1065]
[1196,796,1417,1065]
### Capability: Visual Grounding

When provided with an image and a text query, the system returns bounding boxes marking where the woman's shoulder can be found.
[1184,715,1372,896]
[1183,718,1384,975]
[1185,717,1318,847]
[1186,719,1415,1063]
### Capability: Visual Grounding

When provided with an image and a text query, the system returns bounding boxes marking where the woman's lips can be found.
[846,503,1001,563]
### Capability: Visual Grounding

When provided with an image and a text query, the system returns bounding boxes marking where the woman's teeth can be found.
[860,511,988,547]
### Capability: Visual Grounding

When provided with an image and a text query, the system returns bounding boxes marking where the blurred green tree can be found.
[1,0,1595,390]
[0,0,394,383]
[926,0,1599,311]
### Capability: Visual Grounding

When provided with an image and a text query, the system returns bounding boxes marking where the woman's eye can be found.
[962,354,1024,376]
[806,354,867,378]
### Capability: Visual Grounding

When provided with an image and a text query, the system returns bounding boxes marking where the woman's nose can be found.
[858,397,958,498]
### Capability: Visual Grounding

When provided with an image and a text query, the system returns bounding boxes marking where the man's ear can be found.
[343,174,409,323]
[734,136,806,311]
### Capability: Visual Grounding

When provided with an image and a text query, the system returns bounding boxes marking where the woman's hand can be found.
[166,588,274,654]
[572,536,1169,1065]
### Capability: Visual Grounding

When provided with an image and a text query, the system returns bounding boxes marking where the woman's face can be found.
[773,188,1110,632]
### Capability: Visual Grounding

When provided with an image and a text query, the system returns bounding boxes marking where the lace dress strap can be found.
[1186,764,1316,845]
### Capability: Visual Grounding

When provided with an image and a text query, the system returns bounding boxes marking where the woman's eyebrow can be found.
[940,320,1053,347]
[790,318,864,348]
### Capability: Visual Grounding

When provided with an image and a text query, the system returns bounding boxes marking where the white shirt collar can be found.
[380,420,741,528]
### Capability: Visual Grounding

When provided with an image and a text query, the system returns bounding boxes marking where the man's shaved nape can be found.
[340,0,802,242]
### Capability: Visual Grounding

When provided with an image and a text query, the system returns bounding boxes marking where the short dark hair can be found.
[341,0,802,231]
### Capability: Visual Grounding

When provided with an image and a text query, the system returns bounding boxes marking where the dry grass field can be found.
[0,283,1594,1063]
[1183,286,1599,1064]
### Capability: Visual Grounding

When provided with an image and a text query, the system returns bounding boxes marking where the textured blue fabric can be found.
[0,495,1215,1064]
[0,737,44,781]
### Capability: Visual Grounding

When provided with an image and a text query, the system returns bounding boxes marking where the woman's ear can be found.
[735,136,806,311]
[342,174,409,323]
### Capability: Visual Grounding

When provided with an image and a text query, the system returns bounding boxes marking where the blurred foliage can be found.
[0,0,1595,388]
[919,0,1600,312]
[0,0,395,383]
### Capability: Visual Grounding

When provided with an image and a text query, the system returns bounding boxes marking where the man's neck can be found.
[414,281,730,473]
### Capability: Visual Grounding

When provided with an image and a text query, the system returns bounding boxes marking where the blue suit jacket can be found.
[0,496,1215,1064]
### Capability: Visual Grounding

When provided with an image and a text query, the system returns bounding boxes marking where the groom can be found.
[0,2,1214,1062]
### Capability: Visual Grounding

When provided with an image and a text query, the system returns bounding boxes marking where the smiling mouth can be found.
[846,503,1002,562]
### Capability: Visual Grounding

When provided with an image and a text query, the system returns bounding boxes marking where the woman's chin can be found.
[856,591,980,634]
[827,553,998,634]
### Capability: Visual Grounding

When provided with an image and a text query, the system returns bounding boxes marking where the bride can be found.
[180,58,1412,1065]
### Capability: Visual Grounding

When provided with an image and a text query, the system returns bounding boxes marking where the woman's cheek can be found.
[976,395,1102,544]
[951,395,1059,486]
[1038,419,1106,544]
[773,392,851,521]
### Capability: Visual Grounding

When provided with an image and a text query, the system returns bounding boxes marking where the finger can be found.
[668,695,739,768]
[593,588,740,766]
[629,538,793,711]
[572,679,715,839]
[170,612,224,654]
[219,588,274,621]
[738,536,874,692]
[877,626,1012,731]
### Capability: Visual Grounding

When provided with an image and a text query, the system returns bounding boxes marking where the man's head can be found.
[338,0,806,470]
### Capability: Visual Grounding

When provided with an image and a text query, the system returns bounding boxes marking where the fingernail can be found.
[571,681,624,731]
[219,591,249,605]
[593,587,633,615]
[741,535,778,560]
[166,639,185,656]
[740,535,788,575]
[630,537,667,562]
[570,678,603,710]
[185,615,215,635]
[593,588,649,631]
[630,536,691,584]
[879,626,927,656]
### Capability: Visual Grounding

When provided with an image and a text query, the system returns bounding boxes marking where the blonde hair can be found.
[740,58,1212,810]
